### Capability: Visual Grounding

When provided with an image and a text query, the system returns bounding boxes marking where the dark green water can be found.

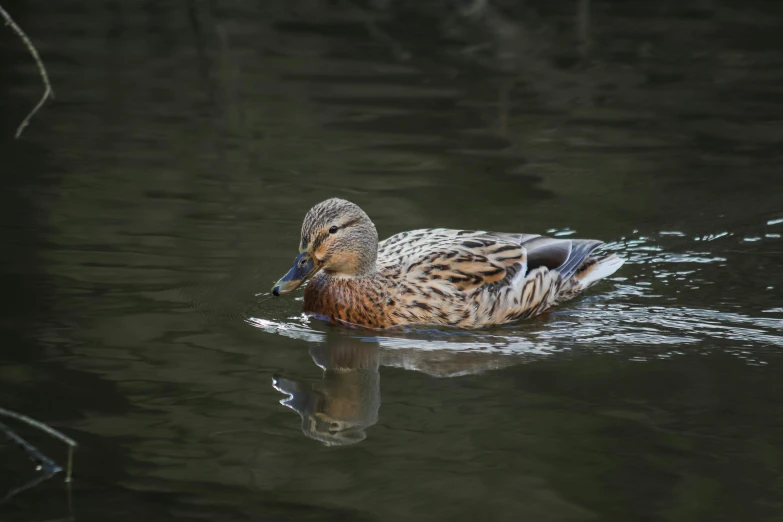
[1,1,783,520]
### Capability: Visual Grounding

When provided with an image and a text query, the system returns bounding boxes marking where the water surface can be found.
[1,1,783,520]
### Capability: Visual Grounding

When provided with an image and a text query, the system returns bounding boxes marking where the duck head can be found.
[272,198,379,296]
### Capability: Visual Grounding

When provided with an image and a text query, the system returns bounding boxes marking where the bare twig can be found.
[0,3,54,138]
[0,408,77,447]
[0,420,61,471]
[0,408,77,481]
[0,420,61,503]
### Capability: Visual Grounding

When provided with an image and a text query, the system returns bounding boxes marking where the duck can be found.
[272,198,623,329]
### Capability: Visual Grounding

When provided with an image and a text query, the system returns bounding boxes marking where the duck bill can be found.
[272,252,319,296]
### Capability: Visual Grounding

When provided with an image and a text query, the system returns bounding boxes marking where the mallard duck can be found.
[272,198,623,329]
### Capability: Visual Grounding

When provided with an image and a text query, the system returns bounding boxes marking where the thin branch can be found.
[0,420,61,471]
[0,408,77,481]
[0,408,77,447]
[0,420,61,503]
[0,3,54,138]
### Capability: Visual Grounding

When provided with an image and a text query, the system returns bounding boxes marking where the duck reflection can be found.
[380,346,516,378]
[273,330,522,446]
[273,334,381,446]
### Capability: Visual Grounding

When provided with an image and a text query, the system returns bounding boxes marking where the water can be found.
[1,0,783,520]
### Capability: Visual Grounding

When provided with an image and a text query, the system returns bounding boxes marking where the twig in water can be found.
[0,3,54,138]
[0,420,61,503]
[0,420,61,472]
[0,408,77,481]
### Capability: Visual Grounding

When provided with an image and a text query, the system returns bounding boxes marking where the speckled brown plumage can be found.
[304,272,392,328]
[275,198,624,329]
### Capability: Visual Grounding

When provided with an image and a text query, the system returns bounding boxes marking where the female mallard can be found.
[272,198,623,329]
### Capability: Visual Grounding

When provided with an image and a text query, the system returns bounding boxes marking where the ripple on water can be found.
[245,225,783,370]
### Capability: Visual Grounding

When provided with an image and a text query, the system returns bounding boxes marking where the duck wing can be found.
[379,228,602,289]
[379,229,607,326]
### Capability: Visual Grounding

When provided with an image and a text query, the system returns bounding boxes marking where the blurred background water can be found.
[1,0,782,520]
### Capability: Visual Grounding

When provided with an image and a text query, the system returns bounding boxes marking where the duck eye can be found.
[329,226,339,234]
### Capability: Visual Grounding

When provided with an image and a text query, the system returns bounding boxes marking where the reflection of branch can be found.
[187,0,215,101]
[0,408,77,481]
[364,16,410,62]
[498,79,514,137]
[577,0,591,57]
[0,4,54,138]
[2,468,59,504]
